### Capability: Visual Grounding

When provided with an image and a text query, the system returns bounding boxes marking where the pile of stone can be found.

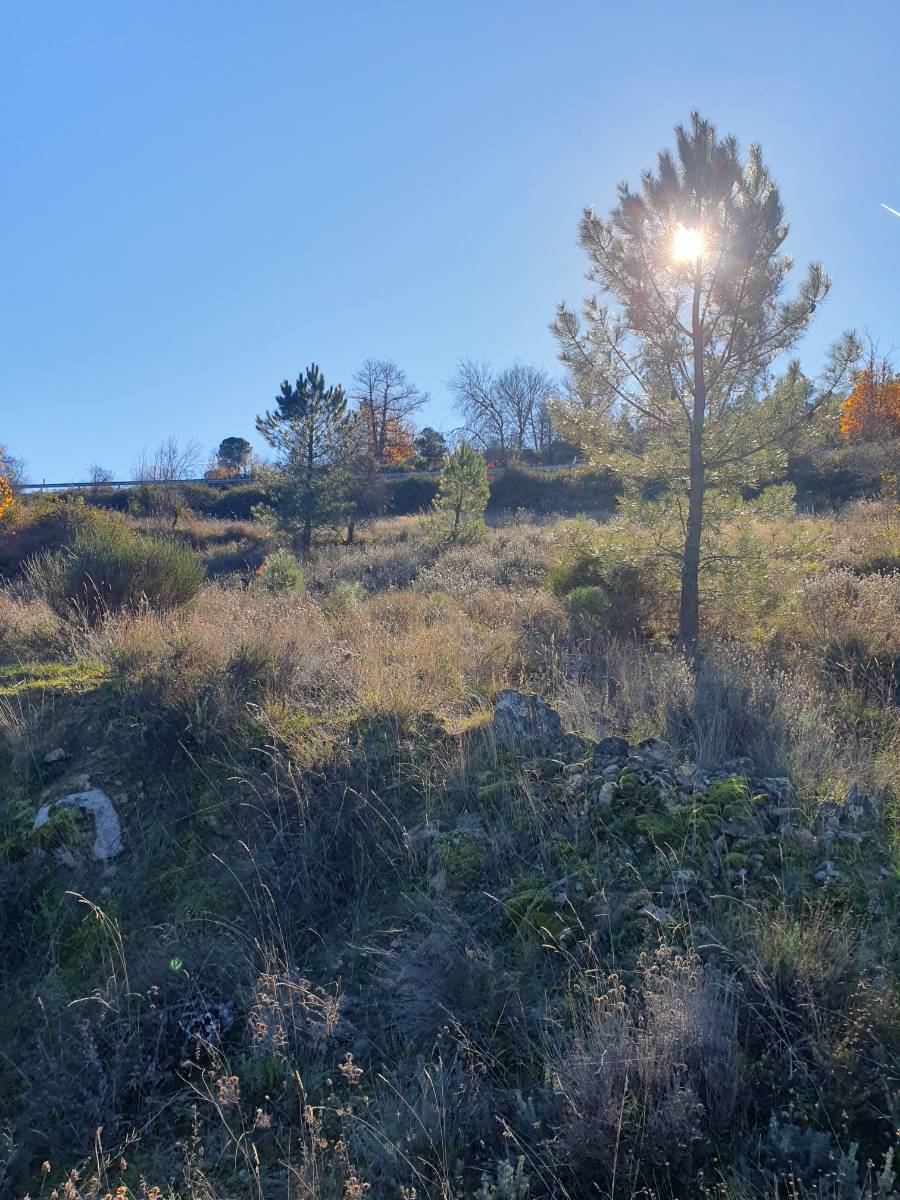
[492,690,880,895]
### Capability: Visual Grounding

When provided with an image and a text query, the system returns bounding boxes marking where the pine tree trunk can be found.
[302,516,312,554]
[346,517,355,545]
[679,272,706,652]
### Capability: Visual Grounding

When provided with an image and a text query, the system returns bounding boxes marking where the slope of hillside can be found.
[0,500,898,1199]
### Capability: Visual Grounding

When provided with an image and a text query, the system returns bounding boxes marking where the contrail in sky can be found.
[881,202,900,217]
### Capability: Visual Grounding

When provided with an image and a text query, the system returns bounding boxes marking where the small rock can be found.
[595,782,617,808]
[636,738,672,763]
[601,764,621,781]
[592,735,630,763]
[836,829,863,845]
[492,690,563,755]
[639,904,674,925]
[33,788,124,861]
[791,828,816,852]
[814,860,842,885]
[760,777,793,801]
[723,757,754,777]
[407,823,440,845]
[43,748,67,764]
[456,811,485,836]
[842,783,878,826]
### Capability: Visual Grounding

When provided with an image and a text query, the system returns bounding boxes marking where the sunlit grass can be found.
[0,659,106,697]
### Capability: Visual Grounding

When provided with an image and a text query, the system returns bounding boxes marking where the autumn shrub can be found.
[29,514,203,624]
[0,476,12,520]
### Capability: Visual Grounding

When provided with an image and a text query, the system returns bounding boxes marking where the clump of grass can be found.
[27,512,203,624]
[552,945,741,1194]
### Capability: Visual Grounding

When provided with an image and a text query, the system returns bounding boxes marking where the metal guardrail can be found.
[18,463,579,494]
[19,476,257,492]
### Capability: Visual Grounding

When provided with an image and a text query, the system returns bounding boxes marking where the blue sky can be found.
[2,1,899,481]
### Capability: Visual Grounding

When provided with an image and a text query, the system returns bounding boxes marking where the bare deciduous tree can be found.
[495,362,555,455]
[350,359,428,464]
[134,437,203,484]
[449,358,556,458]
[133,437,203,527]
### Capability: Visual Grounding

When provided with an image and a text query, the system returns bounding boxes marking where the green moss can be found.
[693,775,751,841]
[504,874,572,945]
[0,659,106,698]
[636,806,692,845]
[477,778,514,804]
[439,831,486,889]
[723,851,750,870]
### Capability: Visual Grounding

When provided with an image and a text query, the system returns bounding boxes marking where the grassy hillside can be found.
[0,497,898,1199]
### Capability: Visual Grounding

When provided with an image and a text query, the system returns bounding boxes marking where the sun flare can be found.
[672,224,704,263]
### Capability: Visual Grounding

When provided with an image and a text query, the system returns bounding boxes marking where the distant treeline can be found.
[72,440,888,524]
[74,466,622,521]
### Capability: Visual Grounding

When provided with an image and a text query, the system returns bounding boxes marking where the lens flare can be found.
[672,224,704,263]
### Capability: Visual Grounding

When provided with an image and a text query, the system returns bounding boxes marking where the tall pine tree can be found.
[552,113,860,649]
[256,364,352,553]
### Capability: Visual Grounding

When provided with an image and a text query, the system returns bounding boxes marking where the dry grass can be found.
[552,944,741,1193]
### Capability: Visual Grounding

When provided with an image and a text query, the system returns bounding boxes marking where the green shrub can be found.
[564,584,608,626]
[29,514,203,623]
[547,517,667,637]
[788,441,890,510]
[488,465,620,515]
[257,548,305,594]
[388,475,439,515]
[207,483,269,520]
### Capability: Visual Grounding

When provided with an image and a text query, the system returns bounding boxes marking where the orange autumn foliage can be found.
[381,419,415,466]
[839,360,900,441]
[0,444,14,518]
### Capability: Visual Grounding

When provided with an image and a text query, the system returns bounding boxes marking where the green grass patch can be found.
[0,658,106,697]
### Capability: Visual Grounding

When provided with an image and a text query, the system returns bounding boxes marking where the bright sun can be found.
[672,224,704,263]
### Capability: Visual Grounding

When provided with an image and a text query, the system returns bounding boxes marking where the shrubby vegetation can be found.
[26,510,203,623]
[0,481,897,1199]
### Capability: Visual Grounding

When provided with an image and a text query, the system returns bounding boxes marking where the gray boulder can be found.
[33,788,123,861]
[492,690,562,754]
[636,737,673,764]
[842,783,878,825]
